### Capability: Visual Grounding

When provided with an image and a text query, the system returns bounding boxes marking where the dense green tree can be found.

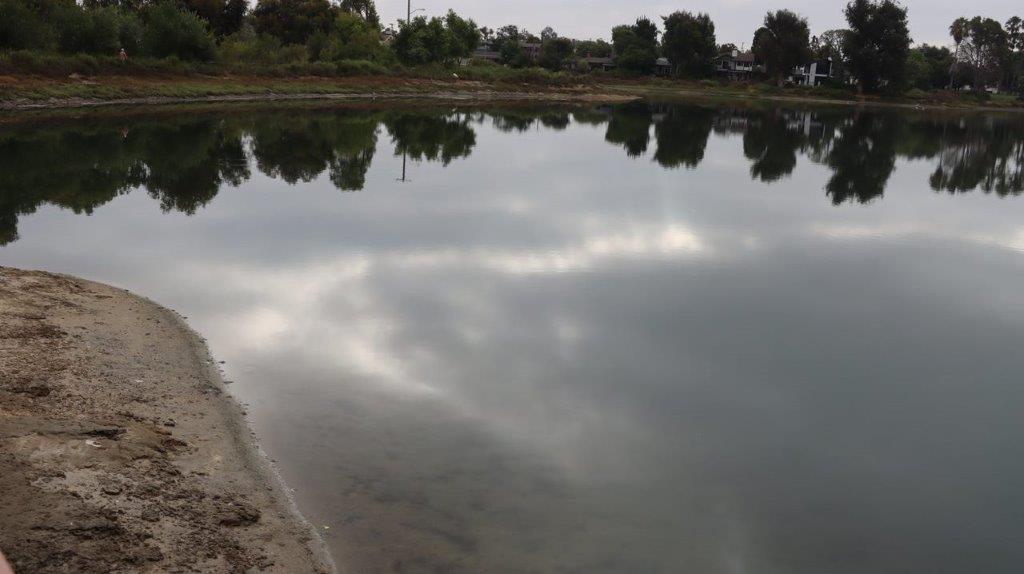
[340,0,379,29]
[499,38,530,67]
[538,36,573,70]
[1007,16,1024,50]
[321,11,389,62]
[391,15,446,65]
[175,0,247,38]
[661,11,716,77]
[612,18,659,74]
[952,17,1010,91]
[444,10,481,60]
[0,0,51,50]
[1007,17,1024,95]
[907,45,953,90]
[844,0,911,93]
[752,10,811,85]
[252,0,335,45]
[490,24,519,53]
[58,6,123,54]
[574,38,612,58]
[391,11,479,66]
[142,1,215,60]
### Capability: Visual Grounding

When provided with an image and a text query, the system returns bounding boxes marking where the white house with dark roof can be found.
[714,50,760,79]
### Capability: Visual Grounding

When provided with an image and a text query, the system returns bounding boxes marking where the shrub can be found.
[321,12,390,63]
[58,7,122,55]
[118,11,144,55]
[335,59,388,75]
[142,1,215,61]
[467,58,500,68]
[218,30,304,65]
[306,30,328,61]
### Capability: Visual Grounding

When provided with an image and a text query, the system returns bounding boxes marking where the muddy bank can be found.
[0,267,334,573]
[0,89,638,111]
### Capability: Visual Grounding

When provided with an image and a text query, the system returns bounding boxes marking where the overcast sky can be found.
[377,0,1021,48]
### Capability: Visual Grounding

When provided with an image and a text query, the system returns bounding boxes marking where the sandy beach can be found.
[0,267,334,573]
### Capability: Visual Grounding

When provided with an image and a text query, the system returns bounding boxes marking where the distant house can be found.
[792,59,834,86]
[655,57,672,76]
[714,50,760,79]
[579,56,616,72]
[470,48,502,63]
[521,42,542,60]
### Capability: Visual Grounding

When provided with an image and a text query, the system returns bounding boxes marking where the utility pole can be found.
[397,152,410,183]
[407,0,410,25]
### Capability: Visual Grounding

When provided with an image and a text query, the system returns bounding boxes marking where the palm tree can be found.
[949,17,969,89]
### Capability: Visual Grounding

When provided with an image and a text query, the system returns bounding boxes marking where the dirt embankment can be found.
[0,75,639,111]
[0,267,334,573]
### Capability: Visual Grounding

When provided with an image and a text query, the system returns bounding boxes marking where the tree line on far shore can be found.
[0,0,1021,96]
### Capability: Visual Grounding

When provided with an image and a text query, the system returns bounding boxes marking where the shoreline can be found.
[1,75,1022,113]
[0,267,335,573]
[0,89,639,112]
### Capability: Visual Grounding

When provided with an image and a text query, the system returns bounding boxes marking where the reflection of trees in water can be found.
[250,111,379,191]
[925,119,1024,197]
[143,120,249,214]
[605,102,653,157]
[3,104,1024,245]
[0,123,146,244]
[821,114,899,205]
[485,109,573,133]
[385,112,476,166]
[653,105,714,169]
[742,110,804,182]
[709,106,1024,204]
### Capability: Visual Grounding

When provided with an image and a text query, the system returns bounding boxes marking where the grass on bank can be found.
[624,77,1024,109]
[2,51,1022,110]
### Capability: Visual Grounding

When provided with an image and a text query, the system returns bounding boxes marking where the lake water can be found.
[3,100,1024,573]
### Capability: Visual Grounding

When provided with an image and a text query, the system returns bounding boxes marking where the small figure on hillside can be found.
[118,48,128,62]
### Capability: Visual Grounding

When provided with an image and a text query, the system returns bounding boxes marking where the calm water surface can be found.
[3,101,1024,573]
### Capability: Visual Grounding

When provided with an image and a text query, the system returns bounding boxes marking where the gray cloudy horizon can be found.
[375,0,1021,48]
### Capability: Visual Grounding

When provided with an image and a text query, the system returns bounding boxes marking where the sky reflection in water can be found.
[2,102,1024,573]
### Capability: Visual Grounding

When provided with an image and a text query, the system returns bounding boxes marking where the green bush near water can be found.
[141,2,216,61]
